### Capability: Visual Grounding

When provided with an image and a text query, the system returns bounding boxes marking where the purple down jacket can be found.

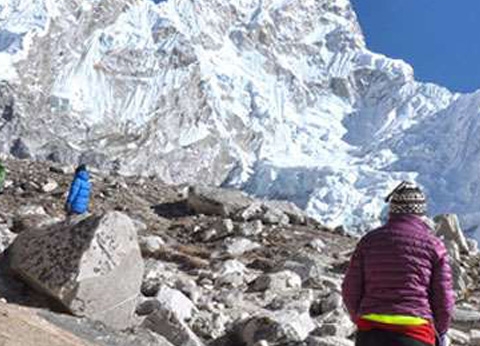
[342,214,455,334]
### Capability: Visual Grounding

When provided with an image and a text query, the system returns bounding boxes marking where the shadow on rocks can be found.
[151,201,194,219]
[0,250,67,312]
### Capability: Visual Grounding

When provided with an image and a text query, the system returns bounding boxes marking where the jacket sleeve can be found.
[66,178,80,206]
[342,243,364,321]
[430,243,455,335]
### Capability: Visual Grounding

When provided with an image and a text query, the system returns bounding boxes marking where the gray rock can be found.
[282,252,326,285]
[203,219,235,241]
[3,180,13,189]
[253,341,269,346]
[141,259,165,297]
[241,309,315,345]
[314,309,354,338]
[214,289,245,309]
[41,179,58,193]
[217,259,247,276]
[132,219,148,233]
[187,186,253,217]
[262,200,308,225]
[143,307,204,346]
[308,239,326,253]
[10,138,31,159]
[16,205,47,216]
[0,225,16,253]
[156,286,197,321]
[224,237,261,256]
[453,307,480,332]
[260,207,289,225]
[434,214,470,254]
[321,292,343,313]
[191,310,228,340]
[470,329,480,346]
[238,220,263,237]
[445,239,461,262]
[139,235,165,257]
[50,165,75,175]
[12,204,54,233]
[218,219,234,234]
[317,275,342,292]
[10,212,144,330]
[467,238,479,254]
[307,336,354,346]
[215,259,247,288]
[250,270,302,293]
[201,229,218,242]
[450,260,469,293]
[136,298,160,316]
[448,328,470,345]
[12,213,56,234]
[265,289,314,313]
[175,278,201,304]
[236,200,307,225]
[235,202,264,222]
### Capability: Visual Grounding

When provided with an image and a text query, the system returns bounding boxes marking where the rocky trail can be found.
[0,157,477,346]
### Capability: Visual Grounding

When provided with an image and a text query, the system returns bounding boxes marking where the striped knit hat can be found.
[385,181,427,215]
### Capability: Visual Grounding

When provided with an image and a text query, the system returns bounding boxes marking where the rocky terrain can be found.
[0,157,476,346]
[2,0,480,231]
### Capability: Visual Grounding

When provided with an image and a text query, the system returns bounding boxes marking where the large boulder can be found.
[9,212,144,329]
[187,186,253,217]
[434,214,470,254]
[434,214,476,294]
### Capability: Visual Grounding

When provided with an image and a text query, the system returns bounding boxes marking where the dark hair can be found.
[76,164,87,174]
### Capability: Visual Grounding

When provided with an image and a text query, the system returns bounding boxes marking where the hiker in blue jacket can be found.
[65,164,91,215]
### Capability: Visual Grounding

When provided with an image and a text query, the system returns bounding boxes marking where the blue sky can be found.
[351,0,480,93]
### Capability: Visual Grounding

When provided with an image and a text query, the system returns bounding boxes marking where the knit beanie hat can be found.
[385,181,427,215]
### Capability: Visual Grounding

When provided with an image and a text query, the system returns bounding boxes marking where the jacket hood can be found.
[76,170,89,181]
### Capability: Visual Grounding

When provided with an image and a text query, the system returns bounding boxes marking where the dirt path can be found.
[0,302,95,346]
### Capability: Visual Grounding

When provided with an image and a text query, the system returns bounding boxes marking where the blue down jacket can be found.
[66,170,91,214]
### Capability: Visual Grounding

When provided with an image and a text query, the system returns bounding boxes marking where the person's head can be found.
[75,164,87,175]
[385,181,427,217]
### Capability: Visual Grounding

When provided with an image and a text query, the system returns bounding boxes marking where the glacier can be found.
[0,0,479,235]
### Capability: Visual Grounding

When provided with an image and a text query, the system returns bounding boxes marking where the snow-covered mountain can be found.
[0,0,479,233]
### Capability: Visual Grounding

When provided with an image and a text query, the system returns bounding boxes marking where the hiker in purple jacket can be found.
[342,182,455,346]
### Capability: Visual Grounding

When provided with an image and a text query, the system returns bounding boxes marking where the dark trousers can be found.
[356,329,434,346]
